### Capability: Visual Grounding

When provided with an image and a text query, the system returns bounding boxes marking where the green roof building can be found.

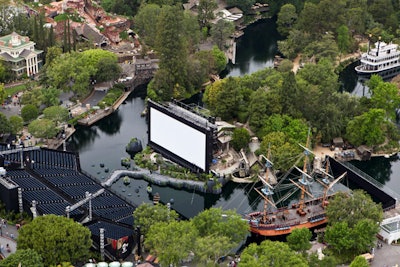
[0,32,43,77]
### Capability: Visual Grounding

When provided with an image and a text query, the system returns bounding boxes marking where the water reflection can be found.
[350,155,398,186]
[96,111,123,135]
[222,18,282,77]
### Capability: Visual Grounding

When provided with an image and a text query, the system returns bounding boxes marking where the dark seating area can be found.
[1,145,137,251]
[29,149,77,169]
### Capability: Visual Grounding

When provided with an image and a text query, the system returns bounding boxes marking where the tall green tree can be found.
[349,255,369,267]
[145,220,197,267]
[152,5,190,100]
[277,4,298,37]
[197,0,217,28]
[8,115,23,134]
[337,25,351,55]
[0,248,44,267]
[210,19,235,51]
[21,104,39,123]
[133,203,179,236]
[231,127,250,151]
[324,190,383,262]
[17,214,92,266]
[194,235,234,266]
[0,113,11,134]
[368,75,400,120]
[133,4,162,48]
[43,106,69,123]
[28,119,58,140]
[286,227,312,253]
[191,207,249,245]
[240,240,308,267]
[346,108,387,147]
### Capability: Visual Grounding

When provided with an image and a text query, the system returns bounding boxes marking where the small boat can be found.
[355,38,400,75]
[123,176,130,185]
[153,192,160,205]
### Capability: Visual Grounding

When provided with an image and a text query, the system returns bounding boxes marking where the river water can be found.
[67,18,400,220]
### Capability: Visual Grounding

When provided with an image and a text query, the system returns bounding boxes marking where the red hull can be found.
[249,217,327,237]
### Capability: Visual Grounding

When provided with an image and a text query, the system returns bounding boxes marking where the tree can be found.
[0,112,11,134]
[239,240,308,267]
[194,235,234,266]
[0,248,44,267]
[231,127,250,151]
[21,104,39,123]
[211,45,227,73]
[43,106,69,123]
[21,88,43,107]
[96,57,122,82]
[133,203,179,236]
[41,87,61,107]
[210,19,235,51]
[349,255,369,267]
[17,214,92,266]
[368,75,400,120]
[145,220,197,267]
[133,4,162,47]
[8,115,23,134]
[0,60,8,82]
[28,119,58,140]
[152,5,190,100]
[324,190,383,261]
[326,190,383,228]
[277,4,298,37]
[346,108,387,147]
[0,82,5,104]
[337,25,351,55]
[191,207,248,245]
[286,227,312,253]
[197,0,217,28]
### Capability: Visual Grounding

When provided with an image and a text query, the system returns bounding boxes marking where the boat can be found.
[245,133,349,237]
[146,185,152,194]
[153,192,160,205]
[355,38,400,75]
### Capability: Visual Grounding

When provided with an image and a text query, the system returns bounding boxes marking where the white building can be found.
[0,32,43,77]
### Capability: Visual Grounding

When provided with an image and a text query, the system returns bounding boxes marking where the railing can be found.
[341,161,400,202]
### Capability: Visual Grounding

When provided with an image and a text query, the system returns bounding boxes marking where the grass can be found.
[5,84,26,97]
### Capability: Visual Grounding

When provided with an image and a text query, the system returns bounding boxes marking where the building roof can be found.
[0,32,32,49]
[75,24,108,46]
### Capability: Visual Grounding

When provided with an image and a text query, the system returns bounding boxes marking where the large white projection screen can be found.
[150,107,206,171]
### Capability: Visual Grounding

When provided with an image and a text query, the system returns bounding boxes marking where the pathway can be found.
[0,220,19,258]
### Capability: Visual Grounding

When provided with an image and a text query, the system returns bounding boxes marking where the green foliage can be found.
[0,112,11,134]
[41,87,61,107]
[368,75,400,120]
[133,203,179,236]
[210,19,235,51]
[277,4,298,37]
[8,115,23,134]
[325,190,383,262]
[211,46,227,73]
[194,235,234,266]
[231,127,250,151]
[101,87,124,106]
[0,248,44,267]
[17,214,92,266]
[346,108,387,147]
[145,220,197,266]
[43,106,69,123]
[96,57,122,82]
[191,207,249,245]
[349,255,369,267]
[133,4,162,48]
[225,0,255,12]
[21,88,43,107]
[21,104,39,123]
[240,240,308,267]
[28,119,57,139]
[197,0,218,28]
[286,227,312,253]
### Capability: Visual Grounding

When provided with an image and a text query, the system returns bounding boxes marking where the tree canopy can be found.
[17,214,92,266]
[240,240,308,267]
[0,248,44,267]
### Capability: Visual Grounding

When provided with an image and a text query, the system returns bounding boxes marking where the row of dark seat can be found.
[29,149,76,169]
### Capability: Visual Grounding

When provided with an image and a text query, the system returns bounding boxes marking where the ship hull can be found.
[249,217,327,237]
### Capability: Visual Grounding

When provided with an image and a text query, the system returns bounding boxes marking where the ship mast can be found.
[298,128,311,215]
[256,146,275,223]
